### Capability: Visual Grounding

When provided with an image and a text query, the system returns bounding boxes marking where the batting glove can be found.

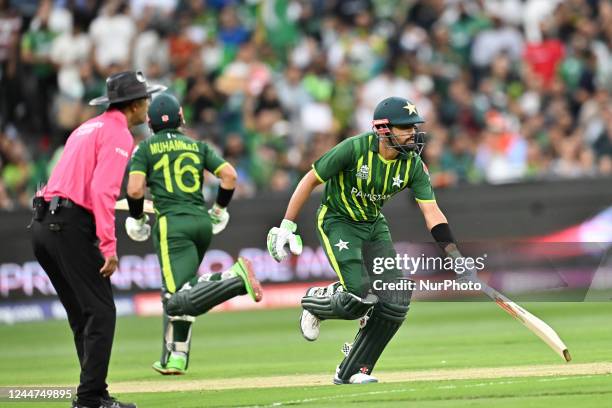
[456,267,478,284]
[454,258,478,284]
[208,203,229,235]
[267,219,303,262]
[125,214,151,242]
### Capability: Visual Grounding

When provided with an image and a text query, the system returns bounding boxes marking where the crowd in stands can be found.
[0,0,611,209]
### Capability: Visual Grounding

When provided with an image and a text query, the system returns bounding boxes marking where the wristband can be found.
[216,186,234,208]
[431,223,455,246]
[127,195,144,219]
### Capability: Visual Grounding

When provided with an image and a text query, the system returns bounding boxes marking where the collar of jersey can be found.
[154,128,182,137]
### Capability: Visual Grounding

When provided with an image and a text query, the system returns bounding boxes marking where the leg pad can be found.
[301,282,378,320]
[336,295,410,381]
[166,277,245,316]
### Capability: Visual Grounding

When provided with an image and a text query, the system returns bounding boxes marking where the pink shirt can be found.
[43,110,134,257]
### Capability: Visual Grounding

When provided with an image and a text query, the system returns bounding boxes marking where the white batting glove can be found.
[267,219,303,262]
[208,203,229,235]
[125,214,151,242]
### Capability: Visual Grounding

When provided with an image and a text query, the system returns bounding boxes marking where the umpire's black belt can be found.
[49,196,77,211]
[58,197,76,208]
[32,196,81,223]
[34,196,78,214]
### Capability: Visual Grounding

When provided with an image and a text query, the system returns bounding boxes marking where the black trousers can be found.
[31,205,115,405]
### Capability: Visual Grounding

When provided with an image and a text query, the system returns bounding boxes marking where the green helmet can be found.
[148,92,183,132]
[373,96,425,126]
[372,96,426,155]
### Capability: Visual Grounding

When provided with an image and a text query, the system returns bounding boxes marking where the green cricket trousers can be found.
[153,213,213,294]
[315,205,402,296]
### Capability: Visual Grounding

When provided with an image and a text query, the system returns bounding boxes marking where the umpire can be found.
[31,71,165,408]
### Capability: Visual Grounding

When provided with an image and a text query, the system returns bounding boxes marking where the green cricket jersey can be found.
[129,129,227,216]
[312,132,435,222]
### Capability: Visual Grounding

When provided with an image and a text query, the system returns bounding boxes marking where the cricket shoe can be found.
[231,257,263,302]
[98,396,138,408]
[333,366,378,385]
[71,396,137,408]
[152,354,187,375]
[300,286,324,341]
[300,308,320,341]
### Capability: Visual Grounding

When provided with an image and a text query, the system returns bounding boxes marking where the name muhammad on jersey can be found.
[149,137,199,155]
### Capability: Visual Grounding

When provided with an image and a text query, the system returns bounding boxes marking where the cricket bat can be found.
[115,198,156,214]
[477,279,571,362]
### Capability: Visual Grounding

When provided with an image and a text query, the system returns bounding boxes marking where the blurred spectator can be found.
[593,107,612,159]
[356,63,413,131]
[276,63,311,138]
[185,62,223,139]
[300,54,334,138]
[549,134,586,179]
[132,20,170,75]
[471,13,523,80]
[440,132,476,183]
[216,41,271,97]
[167,13,199,78]
[474,111,528,183]
[523,21,565,89]
[327,10,385,80]
[0,0,23,129]
[89,0,136,72]
[330,63,356,134]
[423,132,457,188]
[51,12,91,100]
[259,0,299,58]
[218,5,250,49]
[20,0,58,135]
[0,125,33,207]
[223,132,255,198]
[129,0,178,18]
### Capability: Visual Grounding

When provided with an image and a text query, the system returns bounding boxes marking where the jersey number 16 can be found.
[153,152,201,193]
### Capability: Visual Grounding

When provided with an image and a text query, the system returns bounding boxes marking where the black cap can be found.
[88,71,167,106]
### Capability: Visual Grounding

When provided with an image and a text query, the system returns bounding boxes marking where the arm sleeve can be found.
[410,157,436,202]
[91,130,133,258]
[202,142,228,175]
[129,142,148,176]
[312,138,354,182]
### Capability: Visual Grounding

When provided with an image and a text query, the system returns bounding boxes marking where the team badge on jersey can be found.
[356,165,369,180]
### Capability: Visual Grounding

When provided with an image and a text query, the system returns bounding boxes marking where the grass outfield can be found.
[1,301,611,407]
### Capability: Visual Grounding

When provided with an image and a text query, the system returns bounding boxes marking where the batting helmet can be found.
[372,96,426,155]
[148,92,183,132]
